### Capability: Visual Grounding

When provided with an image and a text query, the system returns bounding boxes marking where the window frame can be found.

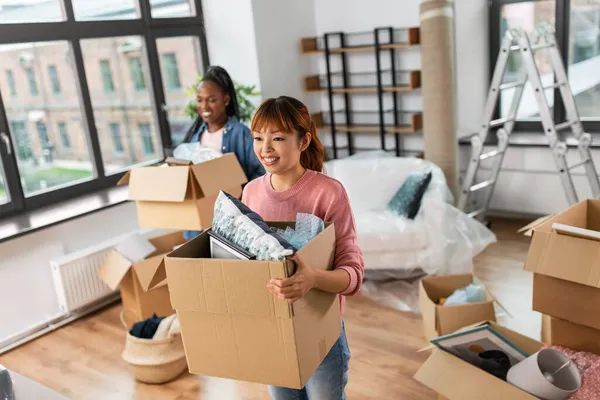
[0,0,210,219]
[490,0,600,134]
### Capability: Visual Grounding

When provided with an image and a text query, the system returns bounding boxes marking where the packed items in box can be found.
[172,142,223,164]
[324,151,496,312]
[416,321,584,400]
[418,274,496,340]
[211,191,324,260]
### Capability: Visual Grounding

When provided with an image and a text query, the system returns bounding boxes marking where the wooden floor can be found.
[0,219,538,400]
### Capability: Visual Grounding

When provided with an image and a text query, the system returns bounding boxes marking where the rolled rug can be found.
[419,0,460,204]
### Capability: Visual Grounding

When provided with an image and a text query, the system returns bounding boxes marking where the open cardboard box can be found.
[414,321,543,400]
[542,314,600,356]
[118,154,247,230]
[147,222,341,389]
[419,274,496,340]
[524,199,600,330]
[98,231,186,321]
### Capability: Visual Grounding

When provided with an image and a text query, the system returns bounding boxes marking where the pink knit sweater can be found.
[241,169,364,314]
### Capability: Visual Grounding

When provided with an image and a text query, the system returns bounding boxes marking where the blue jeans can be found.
[268,322,350,400]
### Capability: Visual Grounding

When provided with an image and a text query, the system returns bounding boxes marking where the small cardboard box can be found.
[98,231,186,321]
[414,321,543,400]
[118,154,247,230]
[149,222,341,389]
[542,314,600,355]
[524,199,600,330]
[419,274,496,340]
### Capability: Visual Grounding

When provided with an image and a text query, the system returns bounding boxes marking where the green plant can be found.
[184,73,261,124]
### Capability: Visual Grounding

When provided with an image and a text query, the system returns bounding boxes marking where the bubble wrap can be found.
[212,192,294,261]
[546,345,600,400]
[274,213,324,250]
[173,142,222,164]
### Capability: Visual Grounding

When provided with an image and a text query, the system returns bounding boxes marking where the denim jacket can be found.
[185,115,265,181]
[183,116,265,240]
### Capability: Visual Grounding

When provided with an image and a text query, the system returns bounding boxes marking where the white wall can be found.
[202,0,262,89]
[250,0,319,110]
[0,203,140,343]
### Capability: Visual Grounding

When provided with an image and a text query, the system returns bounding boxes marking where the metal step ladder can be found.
[459,26,600,219]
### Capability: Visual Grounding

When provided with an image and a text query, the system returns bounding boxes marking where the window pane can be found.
[72,0,139,21]
[151,0,195,18]
[0,42,95,197]
[48,65,61,95]
[0,0,64,23]
[499,1,556,120]
[569,0,600,120]
[58,122,70,151]
[157,36,203,147]
[81,36,162,173]
[128,57,146,92]
[5,69,17,97]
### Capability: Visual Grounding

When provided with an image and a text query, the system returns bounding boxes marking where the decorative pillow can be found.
[386,171,432,219]
[212,191,296,260]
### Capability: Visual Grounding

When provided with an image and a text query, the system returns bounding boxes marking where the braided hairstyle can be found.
[183,66,239,143]
[202,66,239,119]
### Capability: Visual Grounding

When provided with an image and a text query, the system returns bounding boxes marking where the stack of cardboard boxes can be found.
[524,199,600,356]
[415,199,600,399]
[98,154,248,322]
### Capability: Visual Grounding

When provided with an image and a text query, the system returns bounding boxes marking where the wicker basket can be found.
[120,310,188,384]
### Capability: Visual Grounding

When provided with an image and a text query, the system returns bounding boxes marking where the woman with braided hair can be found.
[182,65,265,240]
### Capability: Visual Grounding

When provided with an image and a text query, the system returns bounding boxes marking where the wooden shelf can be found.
[304,71,421,94]
[312,111,423,134]
[300,27,420,54]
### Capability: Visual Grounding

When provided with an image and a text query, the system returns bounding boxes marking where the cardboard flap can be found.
[117,171,131,185]
[165,157,193,166]
[536,231,600,287]
[133,253,168,292]
[414,350,538,400]
[518,214,555,236]
[114,234,156,264]
[98,249,133,290]
[295,223,336,272]
[190,153,248,198]
[437,302,496,336]
[128,166,190,202]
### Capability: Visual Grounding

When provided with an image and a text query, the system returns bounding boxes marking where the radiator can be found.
[49,228,158,314]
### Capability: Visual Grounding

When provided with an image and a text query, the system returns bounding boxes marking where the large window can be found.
[0,0,208,218]
[491,0,600,133]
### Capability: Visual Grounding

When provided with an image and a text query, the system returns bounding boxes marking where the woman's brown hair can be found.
[251,96,325,172]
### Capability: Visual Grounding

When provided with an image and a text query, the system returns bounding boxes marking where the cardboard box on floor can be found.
[542,314,600,355]
[118,154,247,231]
[147,222,341,389]
[523,199,600,330]
[414,321,543,400]
[419,274,496,340]
[98,231,186,321]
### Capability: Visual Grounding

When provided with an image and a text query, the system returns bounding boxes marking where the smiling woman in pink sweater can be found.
[241,96,364,400]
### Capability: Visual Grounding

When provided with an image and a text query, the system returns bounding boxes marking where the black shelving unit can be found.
[301,26,423,159]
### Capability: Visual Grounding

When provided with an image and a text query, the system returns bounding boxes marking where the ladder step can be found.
[509,42,554,52]
[568,159,590,170]
[468,208,486,218]
[555,121,577,131]
[543,82,564,90]
[480,149,504,161]
[470,179,496,192]
[499,81,524,90]
[489,117,513,128]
